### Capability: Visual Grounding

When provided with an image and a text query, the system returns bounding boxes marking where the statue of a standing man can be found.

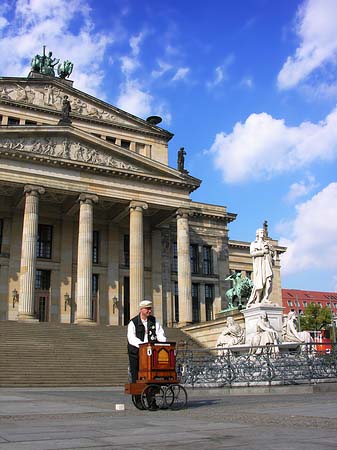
[177,147,186,172]
[246,228,274,307]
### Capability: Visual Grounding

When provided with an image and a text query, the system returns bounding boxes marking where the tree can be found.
[300,303,332,331]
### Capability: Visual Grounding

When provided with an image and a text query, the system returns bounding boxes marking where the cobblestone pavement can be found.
[0,384,337,449]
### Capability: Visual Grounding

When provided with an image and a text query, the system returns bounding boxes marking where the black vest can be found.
[127,314,157,355]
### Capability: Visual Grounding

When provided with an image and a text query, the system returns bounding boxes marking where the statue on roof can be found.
[31,46,73,79]
[177,147,186,172]
[57,60,74,79]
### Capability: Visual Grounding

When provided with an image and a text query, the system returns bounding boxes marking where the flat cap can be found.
[139,300,153,309]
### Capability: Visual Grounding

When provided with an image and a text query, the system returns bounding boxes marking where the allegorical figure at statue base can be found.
[282,310,313,344]
[247,228,274,308]
[250,312,280,354]
[216,317,245,354]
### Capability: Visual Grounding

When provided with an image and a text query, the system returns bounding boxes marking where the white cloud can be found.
[284,174,319,203]
[0,0,113,96]
[116,79,171,125]
[209,106,337,183]
[116,79,153,118]
[120,31,147,77]
[279,183,337,280]
[172,67,189,81]
[207,54,234,89]
[151,60,172,78]
[278,0,337,89]
[240,77,254,89]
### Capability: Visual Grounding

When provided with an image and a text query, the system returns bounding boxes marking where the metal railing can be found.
[176,343,337,388]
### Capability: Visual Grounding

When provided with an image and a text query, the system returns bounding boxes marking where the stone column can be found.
[18,185,45,321]
[177,209,192,325]
[129,201,148,318]
[76,193,98,324]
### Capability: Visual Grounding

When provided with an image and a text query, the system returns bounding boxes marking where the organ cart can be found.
[124,341,187,411]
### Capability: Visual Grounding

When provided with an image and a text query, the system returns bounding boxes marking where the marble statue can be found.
[216,317,245,352]
[250,312,280,353]
[282,310,313,344]
[247,228,274,307]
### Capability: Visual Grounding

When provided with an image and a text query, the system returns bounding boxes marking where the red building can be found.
[282,289,337,315]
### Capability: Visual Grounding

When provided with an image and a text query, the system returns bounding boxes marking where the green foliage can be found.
[300,303,332,331]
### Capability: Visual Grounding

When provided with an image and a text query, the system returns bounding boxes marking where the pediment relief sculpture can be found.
[0,136,143,172]
[0,82,140,128]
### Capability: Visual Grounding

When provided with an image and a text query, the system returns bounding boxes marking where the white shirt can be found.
[127,317,167,348]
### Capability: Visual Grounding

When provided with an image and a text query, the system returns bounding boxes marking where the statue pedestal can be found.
[242,304,284,345]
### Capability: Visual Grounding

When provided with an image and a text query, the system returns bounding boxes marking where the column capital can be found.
[129,201,148,212]
[78,193,99,205]
[24,185,45,197]
[176,208,192,219]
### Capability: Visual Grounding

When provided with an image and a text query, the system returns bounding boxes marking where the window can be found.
[174,281,179,323]
[25,120,37,126]
[7,117,20,125]
[303,301,307,307]
[106,136,116,144]
[121,139,131,150]
[35,270,51,290]
[202,246,212,275]
[124,234,130,267]
[205,284,214,321]
[93,230,99,264]
[190,244,199,274]
[287,292,294,297]
[172,242,178,272]
[37,224,53,259]
[287,300,292,307]
[192,283,200,323]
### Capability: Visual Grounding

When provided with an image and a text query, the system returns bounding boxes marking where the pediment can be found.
[0,128,200,191]
[0,77,172,139]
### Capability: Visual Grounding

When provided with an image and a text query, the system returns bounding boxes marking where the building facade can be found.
[282,289,337,316]
[0,70,284,327]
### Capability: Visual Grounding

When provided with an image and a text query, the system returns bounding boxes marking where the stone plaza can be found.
[0,385,337,449]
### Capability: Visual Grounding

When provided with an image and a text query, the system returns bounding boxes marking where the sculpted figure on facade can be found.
[217,317,245,352]
[282,311,313,344]
[247,228,274,308]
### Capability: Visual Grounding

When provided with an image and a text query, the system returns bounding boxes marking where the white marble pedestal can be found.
[242,304,284,345]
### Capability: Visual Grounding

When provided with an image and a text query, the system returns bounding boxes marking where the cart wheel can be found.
[132,394,145,410]
[164,384,187,410]
[141,384,165,411]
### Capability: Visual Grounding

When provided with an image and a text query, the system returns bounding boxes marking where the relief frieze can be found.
[0,83,133,126]
[0,137,142,172]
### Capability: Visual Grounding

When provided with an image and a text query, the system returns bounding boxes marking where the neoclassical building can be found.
[0,68,285,327]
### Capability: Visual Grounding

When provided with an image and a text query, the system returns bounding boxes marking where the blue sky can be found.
[1,0,337,292]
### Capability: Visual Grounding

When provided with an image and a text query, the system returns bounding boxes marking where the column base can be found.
[76,318,97,326]
[176,321,193,328]
[18,314,39,322]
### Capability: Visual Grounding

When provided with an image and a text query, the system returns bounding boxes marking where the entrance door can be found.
[35,270,51,322]
[123,276,130,325]
[35,292,49,322]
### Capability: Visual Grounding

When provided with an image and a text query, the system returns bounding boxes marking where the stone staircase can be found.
[0,321,199,387]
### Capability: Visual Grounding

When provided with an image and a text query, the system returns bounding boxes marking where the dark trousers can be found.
[128,348,139,383]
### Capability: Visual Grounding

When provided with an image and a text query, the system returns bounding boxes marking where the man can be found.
[127,300,166,383]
